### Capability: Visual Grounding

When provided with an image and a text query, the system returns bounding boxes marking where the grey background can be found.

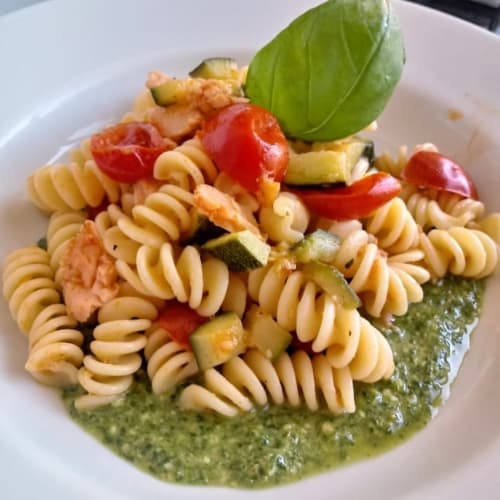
[1,0,499,33]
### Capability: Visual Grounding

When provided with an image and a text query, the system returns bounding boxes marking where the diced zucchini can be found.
[202,230,270,272]
[150,79,187,106]
[309,136,375,182]
[244,307,292,360]
[291,230,340,264]
[284,150,350,186]
[189,313,247,370]
[302,261,360,309]
[342,138,374,171]
[182,209,227,245]
[189,57,239,80]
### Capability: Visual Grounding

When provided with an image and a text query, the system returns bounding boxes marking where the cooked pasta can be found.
[27,140,122,213]
[363,197,420,254]
[325,220,430,317]
[332,316,394,383]
[178,349,355,417]
[100,184,195,264]
[2,246,60,334]
[473,213,500,244]
[115,243,237,317]
[2,246,84,386]
[248,261,389,354]
[258,191,310,244]
[46,210,87,270]
[75,296,158,410]
[419,226,498,279]
[25,303,84,387]
[144,323,198,394]
[153,137,218,189]
[402,187,485,231]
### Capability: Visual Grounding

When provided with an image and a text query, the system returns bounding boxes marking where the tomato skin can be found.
[157,301,208,351]
[289,172,401,221]
[90,122,171,183]
[201,103,289,194]
[402,151,478,199]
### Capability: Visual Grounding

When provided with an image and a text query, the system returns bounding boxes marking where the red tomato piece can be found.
[90,122,171,183]
[157,301,208,351]
[402,150,478,199]
[200,103,289,194]
[289,172,401,221]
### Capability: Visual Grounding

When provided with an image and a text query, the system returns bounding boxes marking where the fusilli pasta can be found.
[153,137,218,189]
[363,197,420,254]
[178,349,355,417]
[402,187,485,231]
[326,220,430,317]
[2,246,84,386]
[76,296,158,410]
[419,226,498,279]
[258,192,310,244]
[116,243,238,317]
[144,324,198,394]
[27,140,122,213]
[46,210,87,270]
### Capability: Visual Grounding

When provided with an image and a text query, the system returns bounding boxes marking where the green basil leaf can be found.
[245,0,405,141]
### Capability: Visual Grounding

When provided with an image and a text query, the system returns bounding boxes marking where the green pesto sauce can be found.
[62,276,484,489]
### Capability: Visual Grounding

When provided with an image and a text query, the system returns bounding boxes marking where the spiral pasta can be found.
[144,323,198,394]
[419,226,498,279]
[115,243,237,317]
[3,246,60,334]
[153,137,218,189]
[76,296,158,410]
[326,220,430,317]
[248,261,383,355]
[258,192,310,244]
[401,187,485,231]
[178,349,355,417]
[25,303,84,387]
[46,210,87,270]
[27,140,122,213]
[100,184,195,264]
[363,197,420,254]
[329,316,394,383]
[472,213,500,244]
[2,246,84,386]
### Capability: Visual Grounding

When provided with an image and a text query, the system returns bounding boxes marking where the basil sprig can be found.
[245,0,405,141]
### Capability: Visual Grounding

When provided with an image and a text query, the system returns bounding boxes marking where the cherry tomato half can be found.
[289,172,401,221]
[201,103,289,194]
[157,301,208,351]
[402,150,478,199]
[90,122,171,183]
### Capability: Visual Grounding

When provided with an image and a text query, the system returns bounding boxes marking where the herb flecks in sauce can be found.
[62,277,484,488]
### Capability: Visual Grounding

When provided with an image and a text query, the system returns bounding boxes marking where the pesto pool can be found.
[62,276,484,488]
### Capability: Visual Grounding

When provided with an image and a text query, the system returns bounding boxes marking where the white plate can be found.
[1,1,499,499]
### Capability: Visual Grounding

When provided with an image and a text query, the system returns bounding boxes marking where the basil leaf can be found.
[245,0,405,141]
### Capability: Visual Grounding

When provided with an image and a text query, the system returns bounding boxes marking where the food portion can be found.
[2,0,500,490]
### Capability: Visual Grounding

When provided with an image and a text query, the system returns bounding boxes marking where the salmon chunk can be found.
[147,71,247,142]
[193,184,260,236]
[59,220,119,322]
